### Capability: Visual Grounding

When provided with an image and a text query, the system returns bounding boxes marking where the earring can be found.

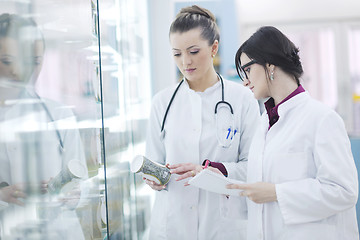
[270,72,274,81]
[211,54,215,58]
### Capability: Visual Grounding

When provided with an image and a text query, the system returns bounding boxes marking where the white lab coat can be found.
[0,91,87,239]
[246,91,359,240]
[145,77,260,240]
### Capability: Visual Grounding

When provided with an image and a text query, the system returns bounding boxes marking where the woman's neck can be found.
[187,70,219,92]
[0,88,24,102]
[270,76,299,106]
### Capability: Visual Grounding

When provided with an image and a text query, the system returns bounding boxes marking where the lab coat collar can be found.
[182,77,222,95]
[277,91,310,118]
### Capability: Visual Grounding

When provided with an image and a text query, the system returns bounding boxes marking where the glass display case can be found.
[0,0,152,239]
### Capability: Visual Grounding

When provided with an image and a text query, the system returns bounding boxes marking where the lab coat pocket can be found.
[217,195,247,239]
[220,195,247,220]
[217,218,247,240]
[272,152,308,182]
[214,131,240,163]
[281,221,337,240]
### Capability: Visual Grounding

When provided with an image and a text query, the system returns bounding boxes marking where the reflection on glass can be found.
[0,13,88,239]
[98,0,153,239]
[0,0,153,239]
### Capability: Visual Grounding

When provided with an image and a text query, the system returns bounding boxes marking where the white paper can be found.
[188,169,244,196]
[0,200,8,211]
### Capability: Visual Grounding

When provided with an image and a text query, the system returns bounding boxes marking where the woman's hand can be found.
[227,182,277,204]
[59,183,81,209]
[41,179,50,194]
[143,163,169,191]
[143,177,166,191]
[0,185,26,206]
[168,163,203,186]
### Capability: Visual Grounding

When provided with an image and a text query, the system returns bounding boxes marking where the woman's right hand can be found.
[143,177,166,191]
[0,185,26,206]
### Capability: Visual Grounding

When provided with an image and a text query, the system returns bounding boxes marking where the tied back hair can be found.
[235,26,303,85]
[0,13,42,40]
[169,5,220,45]
[0,13,45,51]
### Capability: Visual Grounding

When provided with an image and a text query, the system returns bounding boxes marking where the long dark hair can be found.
[235,26,303,85]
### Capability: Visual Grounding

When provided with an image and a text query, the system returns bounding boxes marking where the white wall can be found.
[233,0,360,132]
[148,0,360,95]
[236,0,360,26]
[236,0,360,43]
[147,0,360,132]
[147,0,177,96]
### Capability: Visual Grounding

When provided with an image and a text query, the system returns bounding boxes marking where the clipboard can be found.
[188,169,244,196]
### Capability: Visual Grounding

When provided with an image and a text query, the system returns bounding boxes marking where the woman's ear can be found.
[266,63,274,71]
[211,40,219,57]
[266,64,275,81]
[266,63,276,74]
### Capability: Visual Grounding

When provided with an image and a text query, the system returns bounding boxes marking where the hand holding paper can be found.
[188,168,244,196]
[227,182,277,203]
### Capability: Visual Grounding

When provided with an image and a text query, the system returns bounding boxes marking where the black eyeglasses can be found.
[238,60,257,81]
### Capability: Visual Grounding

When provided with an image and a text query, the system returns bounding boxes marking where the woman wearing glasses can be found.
[144,5,260,240]
[228,26,358,239]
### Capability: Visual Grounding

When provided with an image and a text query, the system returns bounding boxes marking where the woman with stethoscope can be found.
[144,5,260,240]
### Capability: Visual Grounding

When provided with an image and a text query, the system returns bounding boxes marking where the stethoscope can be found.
[33,91,65,154]
[159,73,236,148]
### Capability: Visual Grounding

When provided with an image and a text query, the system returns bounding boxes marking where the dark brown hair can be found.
[169,5,220,45]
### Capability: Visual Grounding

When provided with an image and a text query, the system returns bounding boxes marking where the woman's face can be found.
[240,53,270,100]
[0,37,44,84]
[170,27,217,82]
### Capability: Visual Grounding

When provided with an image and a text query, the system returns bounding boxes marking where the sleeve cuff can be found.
[202,159,228,177]
[0,182,9,189]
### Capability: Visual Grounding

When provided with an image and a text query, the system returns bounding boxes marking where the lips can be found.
[185,68,196,73]
[250,86,254,92]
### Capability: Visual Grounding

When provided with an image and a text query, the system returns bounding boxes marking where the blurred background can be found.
[0,0,359,239]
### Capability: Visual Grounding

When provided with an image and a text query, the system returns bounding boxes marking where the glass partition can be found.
[0,0,103,239]
[0,0,152,239]
[97,0,152,239]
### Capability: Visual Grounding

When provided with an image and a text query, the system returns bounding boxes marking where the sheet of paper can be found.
[188,169,244,196]
[0,200,8,211]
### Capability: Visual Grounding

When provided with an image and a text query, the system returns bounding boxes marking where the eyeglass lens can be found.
[239,60,256,81]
